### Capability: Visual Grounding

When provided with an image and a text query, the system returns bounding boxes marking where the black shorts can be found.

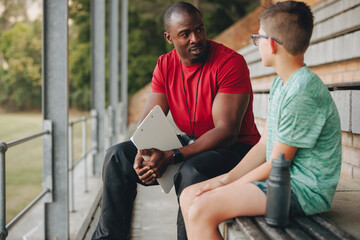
[251,180,305,217]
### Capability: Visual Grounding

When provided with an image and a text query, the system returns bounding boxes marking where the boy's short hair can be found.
[259,1,314,56]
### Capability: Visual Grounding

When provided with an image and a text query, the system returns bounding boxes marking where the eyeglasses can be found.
[251,34,283,46]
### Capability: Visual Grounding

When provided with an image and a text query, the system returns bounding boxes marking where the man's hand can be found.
[133,151,157,185]
[140,148,173,178]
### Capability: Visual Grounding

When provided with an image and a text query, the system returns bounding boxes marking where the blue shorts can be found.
[252,180,305,217]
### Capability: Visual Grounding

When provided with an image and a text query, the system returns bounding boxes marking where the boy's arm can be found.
[196,138,298,197]
[237,141,298,184]
[196,123,268,196]
[220,122,269,185]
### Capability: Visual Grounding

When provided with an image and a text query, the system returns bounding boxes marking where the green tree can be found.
[127,9,167,95]
[69,0,91,110]
[0,21,42,111]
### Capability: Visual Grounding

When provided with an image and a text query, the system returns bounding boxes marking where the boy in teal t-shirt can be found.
[268,66,341,215]
[179,1,341,239]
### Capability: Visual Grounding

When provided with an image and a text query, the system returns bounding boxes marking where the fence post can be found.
[121,0,129,135]
[0,142,8,240]
[43,120,53,203]
[42,0,69,238]
[91,0,106,175]
[82,117,88,193]
[107,106,113,148]
[109,0,119,145]
[68,122,75,212]
[91,110,98,175]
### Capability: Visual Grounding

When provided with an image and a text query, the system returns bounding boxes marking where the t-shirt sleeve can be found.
[217,53,251,93]
[151,57,166,93]
[277,94,325,148]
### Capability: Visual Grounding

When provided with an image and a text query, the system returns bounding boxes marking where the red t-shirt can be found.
[151,40,260,146]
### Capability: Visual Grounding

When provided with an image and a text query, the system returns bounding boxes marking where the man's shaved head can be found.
[164,2,201,32]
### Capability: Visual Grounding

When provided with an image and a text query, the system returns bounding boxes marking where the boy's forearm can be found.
[237,160,272,184]
[237,141,298,184]
[222,140,267,185]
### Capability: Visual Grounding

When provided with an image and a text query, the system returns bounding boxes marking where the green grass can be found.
[0,111,91,223]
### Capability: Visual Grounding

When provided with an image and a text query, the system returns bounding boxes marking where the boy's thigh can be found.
[190,182,266,223]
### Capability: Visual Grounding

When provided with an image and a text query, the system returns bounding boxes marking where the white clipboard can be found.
[130,105,183,193]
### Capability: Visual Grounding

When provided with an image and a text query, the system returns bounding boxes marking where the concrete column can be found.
[42,0,69,239]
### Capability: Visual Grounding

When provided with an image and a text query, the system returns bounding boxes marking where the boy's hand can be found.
[195,181,224,197]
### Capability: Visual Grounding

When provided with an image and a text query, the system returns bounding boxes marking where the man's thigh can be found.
[182,142,252,179]
[174,143,252,195]
[188,150,237,178]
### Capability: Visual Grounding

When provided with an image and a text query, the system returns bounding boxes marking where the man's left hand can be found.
[139,148,172,178]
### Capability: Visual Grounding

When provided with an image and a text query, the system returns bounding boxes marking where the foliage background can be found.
[0,0,259,111]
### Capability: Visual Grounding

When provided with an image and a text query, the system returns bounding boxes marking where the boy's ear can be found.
[269,38,278,54]
[164,32,173,45]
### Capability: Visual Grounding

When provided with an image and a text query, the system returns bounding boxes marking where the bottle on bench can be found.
[265,152,291,228]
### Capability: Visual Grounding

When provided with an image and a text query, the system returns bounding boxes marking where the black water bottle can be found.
[265,153,291,227]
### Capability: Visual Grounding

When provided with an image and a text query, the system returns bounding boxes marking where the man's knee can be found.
[175,162,205,196]
[103,141,137,178]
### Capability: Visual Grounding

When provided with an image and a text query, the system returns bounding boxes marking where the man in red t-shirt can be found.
[92,2,260,240]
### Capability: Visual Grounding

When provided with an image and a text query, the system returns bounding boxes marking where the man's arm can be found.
[140,91,249,181]
[179,92,250,159]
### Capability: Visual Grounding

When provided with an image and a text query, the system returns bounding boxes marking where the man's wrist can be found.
[172,149,183,164]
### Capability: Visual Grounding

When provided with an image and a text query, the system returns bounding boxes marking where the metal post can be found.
[107,106,113,148]
[0,142,8,240]
[42,0,69,239]
[68,122,74,212]
[81,117,88,193]
[43,120,53,204]
[121,0,128,134]
[91,110,98,175]
[91,0,106,175]
[109,0,119,145]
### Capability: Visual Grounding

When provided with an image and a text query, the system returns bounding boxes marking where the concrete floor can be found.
[323,177,360,239]
[130,185,178,240]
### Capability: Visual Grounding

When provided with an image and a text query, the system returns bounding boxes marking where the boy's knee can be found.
[179,186,192,210]
[188,202,206,224]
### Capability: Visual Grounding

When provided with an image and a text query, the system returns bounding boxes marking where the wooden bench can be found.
[223,214,356,240]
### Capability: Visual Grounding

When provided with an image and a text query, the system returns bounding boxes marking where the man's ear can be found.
[269,38,278,54]
[164,32,173,45]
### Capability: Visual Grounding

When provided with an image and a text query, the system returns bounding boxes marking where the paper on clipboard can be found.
[130,105,183,193]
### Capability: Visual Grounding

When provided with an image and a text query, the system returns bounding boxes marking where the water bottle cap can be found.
[272,153,290,167]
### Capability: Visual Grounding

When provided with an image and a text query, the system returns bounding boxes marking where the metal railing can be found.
[68,111,98,212]
[0,120,52,240]
[0,110,98,240]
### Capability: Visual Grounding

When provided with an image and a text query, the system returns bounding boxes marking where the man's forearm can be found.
[178,125,238,160]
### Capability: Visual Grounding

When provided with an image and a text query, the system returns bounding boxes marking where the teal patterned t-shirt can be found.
[266,66,341,215]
